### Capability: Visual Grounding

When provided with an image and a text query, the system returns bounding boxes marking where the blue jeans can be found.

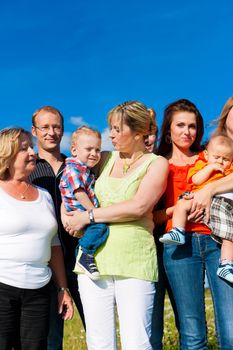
[163,232,233,350]
[79,223,109,255]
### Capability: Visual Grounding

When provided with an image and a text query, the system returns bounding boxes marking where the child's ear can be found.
[71,144,77,157]
[204,149,208,160]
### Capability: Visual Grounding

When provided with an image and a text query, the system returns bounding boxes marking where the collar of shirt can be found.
[65,157,89,170]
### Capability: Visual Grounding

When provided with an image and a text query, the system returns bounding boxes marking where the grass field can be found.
[63,288,218,349]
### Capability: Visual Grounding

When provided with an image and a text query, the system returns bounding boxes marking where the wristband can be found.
[88,209,95,224]
[58,287,70,293]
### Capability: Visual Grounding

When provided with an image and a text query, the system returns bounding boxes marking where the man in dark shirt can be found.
[29,106,85,350]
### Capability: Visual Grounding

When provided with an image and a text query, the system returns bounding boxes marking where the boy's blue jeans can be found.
[78,223,109,255]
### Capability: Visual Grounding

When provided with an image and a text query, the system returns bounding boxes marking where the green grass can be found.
[63,289,218,349]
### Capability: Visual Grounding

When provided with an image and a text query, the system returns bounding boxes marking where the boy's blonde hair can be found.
[207,134,233,153]
[71,126,101,146]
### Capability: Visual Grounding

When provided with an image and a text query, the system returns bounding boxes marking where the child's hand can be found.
[208,163,224,173]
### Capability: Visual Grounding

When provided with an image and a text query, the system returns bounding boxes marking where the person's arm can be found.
[63,156,169,235]
[192,163,224,186]
[153,206,174,226]
[188,172,233,222]
[74,188,95,210]
[49,246,74,320]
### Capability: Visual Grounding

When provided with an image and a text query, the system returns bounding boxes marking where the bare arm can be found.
[49,246,73,320]
[192,163,224,186]
[74,188,95,210]
[63,156,169,235]
[189,172,233,222]
[153,206,174,226]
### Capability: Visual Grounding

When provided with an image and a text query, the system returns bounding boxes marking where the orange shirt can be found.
[164,152,211,234]
[187,159,233,190]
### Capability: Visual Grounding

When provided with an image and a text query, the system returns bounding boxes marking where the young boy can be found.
[59,126,109,280]
[159,134,233,283]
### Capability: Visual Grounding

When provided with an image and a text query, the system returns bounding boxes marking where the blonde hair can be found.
[0,127,32,180]
[215,96,233,135]
[71,126,101,146]
[207,134,233,153]
[107,101,157,136]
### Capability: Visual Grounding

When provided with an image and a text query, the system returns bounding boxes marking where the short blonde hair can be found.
[71,126,101,146]
[207,134,233,153]
[107,101,156,136]
[0,127,32,180]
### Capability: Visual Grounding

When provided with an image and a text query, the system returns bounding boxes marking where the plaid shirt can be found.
[59,157,99,212]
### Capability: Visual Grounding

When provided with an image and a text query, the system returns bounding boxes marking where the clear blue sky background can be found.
[0,0,232,152]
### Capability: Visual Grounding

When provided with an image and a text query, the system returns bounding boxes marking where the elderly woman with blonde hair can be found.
[0,127,73,350]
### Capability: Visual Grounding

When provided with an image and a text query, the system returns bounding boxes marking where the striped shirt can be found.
[28,154,79,262]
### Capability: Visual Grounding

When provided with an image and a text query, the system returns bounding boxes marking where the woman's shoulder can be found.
[149,153,168,166]
[35,185,53,203]
[146,154,169,176]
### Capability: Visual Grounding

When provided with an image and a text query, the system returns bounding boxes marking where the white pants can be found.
[78,275,155,350]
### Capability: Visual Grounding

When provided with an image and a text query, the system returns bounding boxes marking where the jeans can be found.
[79,223,109,255]
[0,281,50,350]
[163,232,233,350]
[78,275,155,350]
[47,266,85,350]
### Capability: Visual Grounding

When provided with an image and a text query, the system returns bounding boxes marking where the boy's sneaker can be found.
[217,262,233,283]
[159,228,185,245]
[78,252,100,281]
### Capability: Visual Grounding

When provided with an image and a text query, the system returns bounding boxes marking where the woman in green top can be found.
[63,101,168,350]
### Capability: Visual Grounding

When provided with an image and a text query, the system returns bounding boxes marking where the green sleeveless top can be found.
[93,151,159,282]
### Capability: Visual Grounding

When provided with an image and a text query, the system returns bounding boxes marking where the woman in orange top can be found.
[155,99,233,349]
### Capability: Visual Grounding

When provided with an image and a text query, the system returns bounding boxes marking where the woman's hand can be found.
[58,290,74,320]
[63,210,87,237]
[186,186,213,223]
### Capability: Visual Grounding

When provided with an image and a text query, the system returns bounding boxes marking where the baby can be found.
[60,126,109,280]
[160,135,233,283]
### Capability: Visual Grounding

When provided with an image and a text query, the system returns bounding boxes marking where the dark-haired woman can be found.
[155,99,233,349]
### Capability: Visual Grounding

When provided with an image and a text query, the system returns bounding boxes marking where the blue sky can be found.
[0,0,232,153]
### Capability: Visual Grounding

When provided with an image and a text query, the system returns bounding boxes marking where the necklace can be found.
[12,183,30,199]
[122,152,144,175]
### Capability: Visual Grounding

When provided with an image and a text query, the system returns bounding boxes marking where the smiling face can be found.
[170,111,197,151]
[71,133,101,168]
[32,110,63,152]
[10,133,36,178]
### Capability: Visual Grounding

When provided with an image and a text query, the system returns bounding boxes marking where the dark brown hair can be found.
[157,99,204,156]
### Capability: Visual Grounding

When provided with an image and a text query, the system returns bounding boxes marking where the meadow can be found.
[63,288,218,349]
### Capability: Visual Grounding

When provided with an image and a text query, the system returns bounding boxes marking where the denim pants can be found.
[0,281,50,350]
[163,232,233,350]
[79,223,109,255]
